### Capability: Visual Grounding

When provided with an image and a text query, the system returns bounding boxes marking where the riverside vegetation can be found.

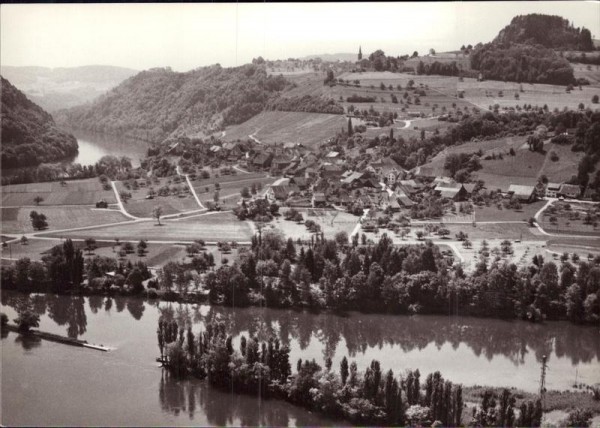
[157,317,551,426]
[2,232,599,325]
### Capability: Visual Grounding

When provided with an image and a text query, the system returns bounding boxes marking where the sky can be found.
[1,2,599,72]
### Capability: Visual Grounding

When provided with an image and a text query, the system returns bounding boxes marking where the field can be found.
[1,178,116,207]
[473,200,545,222]
[274,209,360,241]
[224,111,347,148]
[47,212,255,243]
[85,242,190,267]
[1,206,128,234]
[421,135,527,178]
[457,77,600,112]
[191,173,276,210]
[538,201,600,236]
[115,177,200,218]
[572,62,600,87]
[0,238,113,262]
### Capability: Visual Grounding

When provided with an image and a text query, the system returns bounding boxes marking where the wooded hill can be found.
[493,14,594,51]
[1,76,78,168]
[57,64,344,144]
[469,14,591,85]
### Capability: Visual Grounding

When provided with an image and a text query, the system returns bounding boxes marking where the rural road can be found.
[176,166,206,210]
[249,133,263,145]
[110,181,142,220]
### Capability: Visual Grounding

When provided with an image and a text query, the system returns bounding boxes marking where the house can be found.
[312,192,327,208]
[326,151,340,159]
[272,156,292,171]
[508,184,537,202]
[397,193,415,207]
[290,176,309,190]
[436,185,469,201]
[252,153,273,169]
[266,184,298,202]
[340,171,364,186]
[545,182,562,198]
[321,164,344,179]
[559,184,581,199]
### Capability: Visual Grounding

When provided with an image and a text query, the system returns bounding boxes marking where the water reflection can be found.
[158,369,336,426]
[2,292,599,368]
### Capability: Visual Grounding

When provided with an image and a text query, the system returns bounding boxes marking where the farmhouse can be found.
[312,192,327,208]
[545,182,562,198]
[321,164,344,179]
[508,184,536,202]
[252,153,273,169]
[559,184,581,199]
[266,184,298,202]
[436,185,469,201]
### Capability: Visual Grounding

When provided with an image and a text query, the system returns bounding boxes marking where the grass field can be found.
[1,178,116,207]
[0,238,113,261]
[115,177,200,217]
[47,212,255,242]
[473,200,545,222]
[1,206,128,234]
[86,242,190,267]
[458,77,600,111]
[274,209,360,241]
[224,111,347,148]
[538,201,600,236]
[572,62,600,87]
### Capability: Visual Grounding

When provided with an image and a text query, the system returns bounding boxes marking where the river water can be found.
[2,292,599,426]
[69,130,149,167]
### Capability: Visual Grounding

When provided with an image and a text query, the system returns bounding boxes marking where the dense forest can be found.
[57,65,292,144]
[1,76,78,168]
[493,14,594,51]
[266,95,344,114]
[470,44,575,85]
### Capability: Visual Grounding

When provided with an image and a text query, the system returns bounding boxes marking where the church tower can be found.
[358,46,362,61]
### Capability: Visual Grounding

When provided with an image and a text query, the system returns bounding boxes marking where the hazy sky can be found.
[1,2,599,72]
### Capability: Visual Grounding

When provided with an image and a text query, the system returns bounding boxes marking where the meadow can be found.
[274,209,360,241]
[47,212,255,243]
[1,206,128,234]
[1,178,116,206]
[115,177,201,218]
[224,111,347,148]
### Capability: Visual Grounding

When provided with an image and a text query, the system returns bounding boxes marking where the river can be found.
[68,129,150,167]
[2,292,599,426]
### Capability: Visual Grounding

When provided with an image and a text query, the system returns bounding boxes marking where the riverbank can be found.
[3,323,110,351]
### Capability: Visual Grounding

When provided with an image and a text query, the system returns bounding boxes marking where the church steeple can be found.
[358,46,362,61]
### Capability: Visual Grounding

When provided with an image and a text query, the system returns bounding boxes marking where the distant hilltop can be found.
[301,53,357,62]
[0,65,138,112]
[493,13,595,51]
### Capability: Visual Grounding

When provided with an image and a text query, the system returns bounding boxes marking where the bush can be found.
[565,408,593,427]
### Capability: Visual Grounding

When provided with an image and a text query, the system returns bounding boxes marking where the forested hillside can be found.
[494,14,594,51]
[1,76,78,168]
[470,44,575,85]
[57,64,293,143]
[468,13,591,85]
